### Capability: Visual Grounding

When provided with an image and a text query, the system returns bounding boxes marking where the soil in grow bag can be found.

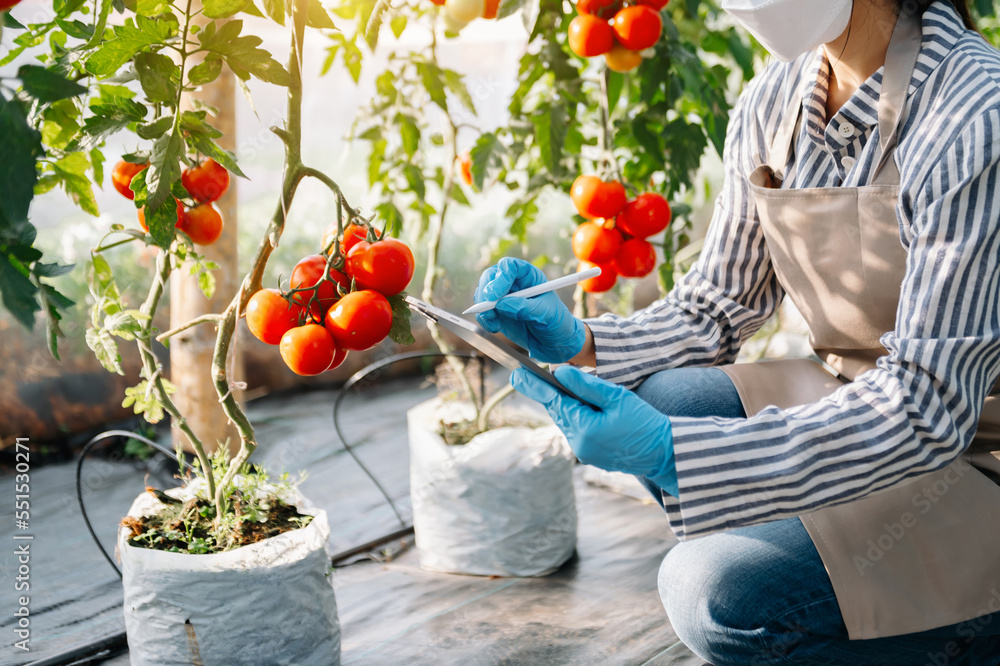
[121,489,314,554]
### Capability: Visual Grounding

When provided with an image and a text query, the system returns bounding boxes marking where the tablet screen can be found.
[404,296,597,409]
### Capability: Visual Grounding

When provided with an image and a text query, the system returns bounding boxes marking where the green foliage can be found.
[0,0,307,354]
[336,0,755,311]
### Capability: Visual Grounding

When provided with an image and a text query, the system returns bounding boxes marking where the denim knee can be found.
[635,367,745,419]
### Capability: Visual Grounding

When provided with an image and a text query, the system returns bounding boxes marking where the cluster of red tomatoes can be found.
[246,223,415,376]
[568,0,668,73]
[112,158,229,246]
[431,0,500,33]
[570,175,672,293]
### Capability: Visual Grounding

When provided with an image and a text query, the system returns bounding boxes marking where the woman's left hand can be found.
[512,365,678,496]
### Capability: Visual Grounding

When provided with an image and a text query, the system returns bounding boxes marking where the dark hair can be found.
[904,0,978,30]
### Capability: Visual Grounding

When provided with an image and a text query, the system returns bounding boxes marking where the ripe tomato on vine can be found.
[112,161,149,200]
[248,220,414,376]
[568,15,615,58]
[182,159,230,204]
[280,324,339,376]
[180,204,224,246]
[346,238,415,298]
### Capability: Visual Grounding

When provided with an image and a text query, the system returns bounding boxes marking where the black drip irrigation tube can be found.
[36,350,488,666]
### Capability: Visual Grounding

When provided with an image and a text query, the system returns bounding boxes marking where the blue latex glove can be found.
[512,365,679,496]
[474,257,586,364]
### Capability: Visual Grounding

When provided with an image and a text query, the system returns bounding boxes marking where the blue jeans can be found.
[634,367,1000,666]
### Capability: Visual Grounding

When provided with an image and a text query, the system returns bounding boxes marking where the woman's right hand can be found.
[474,257,587,364]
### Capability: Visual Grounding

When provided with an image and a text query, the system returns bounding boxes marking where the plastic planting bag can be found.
[118,486,341,666]
[408,397,578,577]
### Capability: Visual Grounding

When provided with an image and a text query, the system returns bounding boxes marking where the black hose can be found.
[75,430,187,579]
[330,349,482,529]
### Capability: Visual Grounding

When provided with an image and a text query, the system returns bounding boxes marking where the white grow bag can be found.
[408,397,578,577]
[118,485,340,666]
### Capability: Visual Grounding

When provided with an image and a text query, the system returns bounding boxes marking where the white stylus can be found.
[462,266,603,316]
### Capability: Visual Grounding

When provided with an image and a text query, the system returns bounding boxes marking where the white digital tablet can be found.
[404,296,597,408]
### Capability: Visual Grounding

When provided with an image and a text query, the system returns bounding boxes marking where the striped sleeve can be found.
[662,105,1000,539]
[584,74,789,389]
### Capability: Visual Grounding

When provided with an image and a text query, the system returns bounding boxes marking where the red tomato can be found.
[138,198,185,233]
[279,324,337,376]
[579,260,618,293]
[179,204,224,245]
[0,0,25,11]
[605,43,643,73]
[246,288,309,345]
[324,347,349,372]
[112,161,148,200]
[611,6,663,51]
[290,254,349,314]
[576,0,622,19]
[568,15,615,58]
[181,159,230,203]
[482,0,500,19]
[570,175,627,220]
[636,0,669,9]
[614,239,657,278]
[431,0,446,5]
[346,238,415,297]
[572,221,623,264]
[617,193,672,238]
[323,223,380,257]
[459,153,473,186]
[324,290,393,351]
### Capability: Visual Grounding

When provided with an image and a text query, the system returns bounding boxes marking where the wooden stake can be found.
[171,8,242,458]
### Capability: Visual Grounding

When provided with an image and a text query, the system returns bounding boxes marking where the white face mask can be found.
[722,0,854,62]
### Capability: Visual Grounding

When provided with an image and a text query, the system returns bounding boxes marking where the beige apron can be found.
[719,9,1000,640]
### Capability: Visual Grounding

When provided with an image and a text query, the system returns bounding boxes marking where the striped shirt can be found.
[586,0,1000,539]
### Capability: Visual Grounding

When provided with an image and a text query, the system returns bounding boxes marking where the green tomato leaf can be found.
[398,114,419,159]
[469,132,503,191]
[133,51,177,104]
[146,127,184,215]
[85,17,177,77]
[188,57,223,86]
[197,20,292,86]
[203,0,251,18]
[0,250,40,330]
[386,293,415,346]
[17,65,88,103]
[306,0,337,29]
[87,327,125,375]
[0,95,41,231]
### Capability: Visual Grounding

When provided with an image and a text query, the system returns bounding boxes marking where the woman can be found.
[474,0,1000,663]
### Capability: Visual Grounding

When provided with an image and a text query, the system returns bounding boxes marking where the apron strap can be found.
[872,5,923,183]
[764,7,924,185]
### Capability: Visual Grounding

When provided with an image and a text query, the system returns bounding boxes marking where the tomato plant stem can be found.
[156,313,223,343]
[209,0,311,523]
[139,247,217,500]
